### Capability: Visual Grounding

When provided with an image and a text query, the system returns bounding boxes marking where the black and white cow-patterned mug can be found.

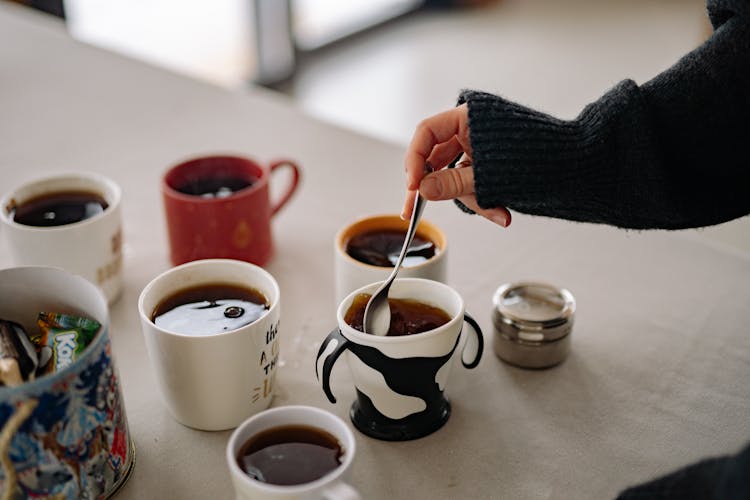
[316,278,483,441]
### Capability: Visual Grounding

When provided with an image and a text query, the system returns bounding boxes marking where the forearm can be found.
[462,1,750,230]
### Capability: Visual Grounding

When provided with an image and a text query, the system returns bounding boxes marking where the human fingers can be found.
[405,104,470,190]
[456,195,512,228]
[418,166,475,201]
[426,137,464,171]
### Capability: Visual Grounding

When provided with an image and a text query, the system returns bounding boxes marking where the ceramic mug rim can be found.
[226,405,356,495]
[336,278,464,343]
[161,154,270,204]
[0,172,122,233]
[335,214,448,272]
[137,258,280,340]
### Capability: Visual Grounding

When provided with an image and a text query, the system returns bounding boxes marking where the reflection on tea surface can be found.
[152,283,269,336]
[175,176,255,199]
[345,293,451,336]
[345,229,436,267]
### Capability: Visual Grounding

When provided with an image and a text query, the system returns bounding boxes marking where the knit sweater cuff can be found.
[457,84,651,226]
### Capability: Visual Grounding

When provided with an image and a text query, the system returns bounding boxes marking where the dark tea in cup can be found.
[334,215,447,303]
[236,424,343,486]
[345,230,437,267]
[10,190,108,227]
[344,293,451,336]
[151,283,270,336]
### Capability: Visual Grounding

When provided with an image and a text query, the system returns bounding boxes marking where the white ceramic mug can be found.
[226,405,360,500]
[137,259,281,431]
[334,214,447,304]
[316,278,483,441]
[0,173,123,304]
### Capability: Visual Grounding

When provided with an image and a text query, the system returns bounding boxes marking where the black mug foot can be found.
[349,395,451,441]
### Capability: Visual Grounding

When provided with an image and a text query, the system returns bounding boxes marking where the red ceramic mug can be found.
[162,155,300,266]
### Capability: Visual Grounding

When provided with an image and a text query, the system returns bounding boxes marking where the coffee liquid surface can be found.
[152,283,269,336]
[345,293,451,336]
[345,229,436,267]
[175,176,254,198]
[237,425,343,486]
[11,190,108,227]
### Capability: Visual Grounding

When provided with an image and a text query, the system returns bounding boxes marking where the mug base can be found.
[349,397,451,441]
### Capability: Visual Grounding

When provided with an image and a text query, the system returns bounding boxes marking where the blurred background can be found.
[9,0,749,251]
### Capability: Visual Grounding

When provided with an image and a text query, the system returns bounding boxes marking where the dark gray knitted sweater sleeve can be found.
[459,0,750,230]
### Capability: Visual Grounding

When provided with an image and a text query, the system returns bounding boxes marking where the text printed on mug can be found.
[253,321,279,404]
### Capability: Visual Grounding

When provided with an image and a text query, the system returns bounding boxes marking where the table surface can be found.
[2,4,749,499]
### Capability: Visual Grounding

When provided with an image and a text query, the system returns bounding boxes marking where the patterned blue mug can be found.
[0,266,134,499]
[316,278,483,441]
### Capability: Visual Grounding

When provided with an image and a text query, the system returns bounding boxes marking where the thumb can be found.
[418,167,475,200]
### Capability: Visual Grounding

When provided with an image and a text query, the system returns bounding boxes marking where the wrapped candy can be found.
[33,312,100,375]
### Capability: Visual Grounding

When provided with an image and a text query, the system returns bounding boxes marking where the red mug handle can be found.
[269,159,300,217]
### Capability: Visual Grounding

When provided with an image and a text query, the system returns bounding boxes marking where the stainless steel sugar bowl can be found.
[492,282,576,369]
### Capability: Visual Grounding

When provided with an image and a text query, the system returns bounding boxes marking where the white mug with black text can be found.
[138,259,281,431]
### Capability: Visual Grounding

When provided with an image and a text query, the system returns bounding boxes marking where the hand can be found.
[402,104,511,227]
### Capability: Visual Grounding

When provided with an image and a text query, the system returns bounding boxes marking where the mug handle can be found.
[460,313,484,369]
[315,328,350,404]
[322,481,361,500]
[269,159,301,217]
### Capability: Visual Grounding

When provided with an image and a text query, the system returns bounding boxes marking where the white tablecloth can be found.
[1,4,749,499]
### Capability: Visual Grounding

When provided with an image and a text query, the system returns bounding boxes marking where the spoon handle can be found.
[378,162,432,287]
[390,162,432,273]
[391,193,426,272]
[362,163,432,335]
[362,164,432,335]
[362,193,424,333]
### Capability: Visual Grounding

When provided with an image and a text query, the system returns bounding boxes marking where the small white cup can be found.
[334,214,447,304]
[226,405,360,500]
[0,173,123,304]
[138,259,281,431]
